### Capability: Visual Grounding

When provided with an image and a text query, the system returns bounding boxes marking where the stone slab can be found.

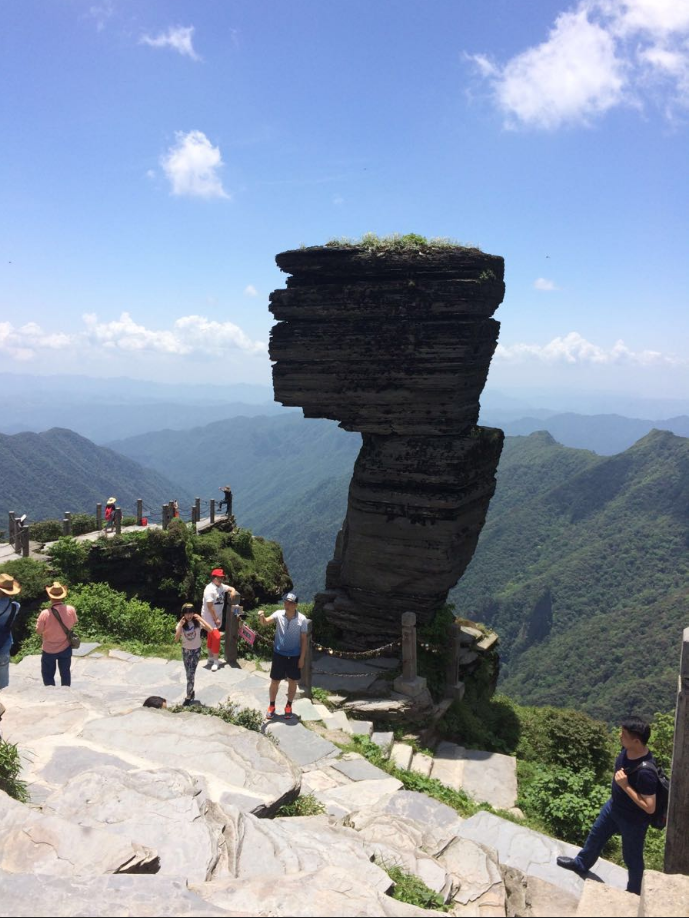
[266,720,340,767]
[410,752,433,777]
[431,741,518,810]
[71,642,101,657]
[313,703,331,719]
[371,731,394,754]
[390,743,413,770]
[291,698,322,721]
[315,777,403,819]
[323,710,354,734]
[351,789,465,837]
[331,754,392,783]
[639,869,689,917]
[108,650,142,662]
[456,812,627,897]
[349,719,374,736]
[576,879,638,917]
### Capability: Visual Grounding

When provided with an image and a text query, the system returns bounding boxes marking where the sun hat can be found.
[211,568,225,578]
[0,573,21,596]
[282,592,299,604]
[46,581,68,601]
[106,497,117,505]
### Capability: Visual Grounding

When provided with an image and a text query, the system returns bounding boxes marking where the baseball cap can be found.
[211,568,225,578]
[282,592,299,604]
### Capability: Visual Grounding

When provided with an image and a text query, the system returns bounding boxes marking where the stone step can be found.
[389,742,413,771]
[576,880,638,918]
[410,751,433,777]
[370,731,394,755]
[430,740,518,810]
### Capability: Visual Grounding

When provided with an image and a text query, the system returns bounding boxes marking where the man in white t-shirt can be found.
[257,592,309,720]
[201,568,238,672]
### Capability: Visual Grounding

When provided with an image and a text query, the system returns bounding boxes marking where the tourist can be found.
[556,715,659,895]
[175,603,212,705]
[0,573,21,691]
[218,485,233,516]
[36,582,78,687]
[257,592,308,720]
[143,695,167,709]
[104,497,117,533]
[201,568,238,671]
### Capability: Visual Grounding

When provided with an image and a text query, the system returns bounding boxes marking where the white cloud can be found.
[0,313,266,363]
[534,277,559,291]
[161,131,229,199]
[244,285,258,297]
[496,331,682,366]
[333,194,344,206]
[88,1,113,33]
[468,0,689,127]
[140,25,201,61]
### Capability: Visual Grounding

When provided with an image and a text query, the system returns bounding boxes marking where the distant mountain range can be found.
[450,429,689,722]
[0,428,192,527]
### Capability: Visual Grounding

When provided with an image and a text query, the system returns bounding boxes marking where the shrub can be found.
[68,583,172,644]
[276,794,325,817]
[0,557,51,602]
[169,699,264,734]
[515,705,613,780]
[380,862,449,911]
[47,538,89,585]
[518,763,609,845]
[27,519,63,543]
[0,740,29,803]
[649,711,674,773]
[440,694,521,755]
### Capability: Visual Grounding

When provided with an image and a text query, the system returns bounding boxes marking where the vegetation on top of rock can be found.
[275,794,325,817]
[0,740,29,803]
[169,700,265,735]
[378,860,450,911]
[323,232,481,253]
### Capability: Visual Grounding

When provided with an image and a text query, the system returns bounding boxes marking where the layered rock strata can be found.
[269,244,505,641]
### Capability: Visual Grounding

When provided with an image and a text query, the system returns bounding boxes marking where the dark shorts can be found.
[270,651,301,682]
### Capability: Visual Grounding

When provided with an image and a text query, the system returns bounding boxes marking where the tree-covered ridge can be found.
[0,427,192,527]
[450,429,689,722]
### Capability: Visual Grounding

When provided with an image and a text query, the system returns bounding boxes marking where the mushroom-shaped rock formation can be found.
[269,242,505,644]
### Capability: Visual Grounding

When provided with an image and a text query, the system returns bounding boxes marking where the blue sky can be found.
[2,0,688,398]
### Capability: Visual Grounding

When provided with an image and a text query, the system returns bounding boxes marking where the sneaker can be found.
[211,662,219,672]
[556,856,586,876]
[284,701,293,719]
[266,703,276,720]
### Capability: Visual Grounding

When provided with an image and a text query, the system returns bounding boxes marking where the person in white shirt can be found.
[201,568,238,672]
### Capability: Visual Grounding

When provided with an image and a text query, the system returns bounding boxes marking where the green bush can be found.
[47,538,89,585]
[649,711,674,773]
[380,862,449,911]
[515,705,613,780]
[169,699,264,733]
[28,519,64,543]
[440,694,521,755]
[68,583,172,644]
[276,794,325,817]
[518,763,609,845]
[0,740,29,803]
[0,557,51,602]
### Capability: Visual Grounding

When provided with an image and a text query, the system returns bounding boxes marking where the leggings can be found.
[182,647,201,700]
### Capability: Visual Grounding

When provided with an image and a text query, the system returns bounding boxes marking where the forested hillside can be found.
[0,428,192,526]
[450,429,689,721]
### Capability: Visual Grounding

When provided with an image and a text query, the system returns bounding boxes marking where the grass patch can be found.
[169,699,265,734]
[378,861,449,911]
[310,686,332,708]
[275,794,325,817]
[0,739,29,803]
[324,232,481,253]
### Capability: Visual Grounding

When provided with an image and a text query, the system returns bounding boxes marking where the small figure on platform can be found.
[104,497,117,533]
[175,604,213,705]
[0,573,21,691]
[257,592,308,721]
[218,485,233,517]
[201,568,238,671]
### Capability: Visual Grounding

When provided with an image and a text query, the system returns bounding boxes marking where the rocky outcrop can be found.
[269,243,505,641]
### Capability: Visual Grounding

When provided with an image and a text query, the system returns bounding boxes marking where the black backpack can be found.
[630,759,670,830]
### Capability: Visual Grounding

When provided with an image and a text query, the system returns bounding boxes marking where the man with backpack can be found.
[556,715,666,895]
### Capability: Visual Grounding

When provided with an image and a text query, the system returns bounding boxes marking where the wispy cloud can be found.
[244,285,258,297]
[467,0,689,128]
[88,1,113,33]
[0,314,266,362]
[140,25,201,61]
[161,131,229,199]
[496,331,682,366]
[534,277,559,291]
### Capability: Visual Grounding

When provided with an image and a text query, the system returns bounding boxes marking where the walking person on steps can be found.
[36,582,78,687]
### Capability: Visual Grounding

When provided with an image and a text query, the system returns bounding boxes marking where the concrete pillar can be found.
[195,497,201,522]
[63,513,71,536]
[162,505,169,530]
[96,503,102,531]
[665,627,689,875]
[225,604,240,665]
[136,499,143,526]
[393,611,428,700]
[20,526,30,558]
[209,499,215,524]
[8,512,15,544]
[300,619,313,699]
[445,621,466,701]
[115,507,122,535]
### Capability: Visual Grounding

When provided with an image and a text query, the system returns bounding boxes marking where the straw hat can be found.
[106,497,117,505]
[0,573,21,596]
[46,581,68,601]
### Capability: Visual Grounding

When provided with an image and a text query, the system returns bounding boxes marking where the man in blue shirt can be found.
[258,592,308,721]
[556,715,659,895]
[0,573,21,691]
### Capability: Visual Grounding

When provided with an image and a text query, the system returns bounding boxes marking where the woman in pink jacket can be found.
[36,582,78,687]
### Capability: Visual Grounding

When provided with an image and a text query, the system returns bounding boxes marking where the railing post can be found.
[209,499,215,524]
[8,512,16,544]
[393,611,428,700]
[20,525,30,558]
[300,619,313,699]
[195,497,201,522]
[225,604,240,665]
[191,506,198,525]
[665,627,689,875]
[445,621,466,701]
[115,507,122,535]
[96,503,103,531]
[168,500,176,522]
[62,516,71,537]
[136,499,143,526]
[162,505,169,530]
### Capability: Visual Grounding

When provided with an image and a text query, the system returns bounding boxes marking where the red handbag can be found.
[207,628,222,656]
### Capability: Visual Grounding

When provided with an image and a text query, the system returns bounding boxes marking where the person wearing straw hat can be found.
[104,497,117,533]
[0,573,21,691]
[36,582,78,687]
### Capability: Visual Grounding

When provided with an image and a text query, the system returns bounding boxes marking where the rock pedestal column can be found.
[269,243,505,645]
